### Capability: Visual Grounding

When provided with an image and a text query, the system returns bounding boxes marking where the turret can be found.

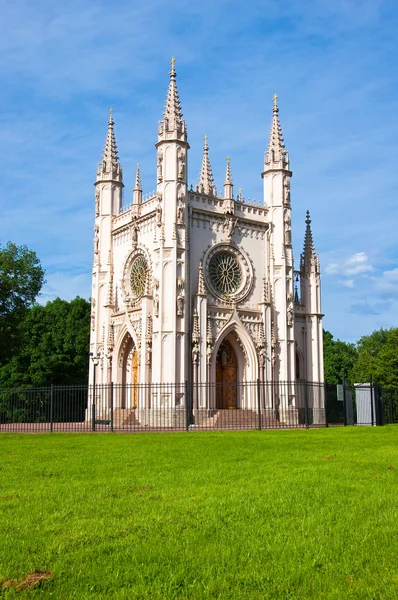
[262,96,294,383]
[298,211,324,386]
[151,58,190,386]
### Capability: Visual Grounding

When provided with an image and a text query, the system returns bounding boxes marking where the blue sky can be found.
[0,0,397,343]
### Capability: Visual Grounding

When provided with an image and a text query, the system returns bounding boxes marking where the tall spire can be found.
[197,135,217,196]
[158,57,187,139]
[133,163,142,206]
[97,108,122,182]
[300,211,320,273]
[223,156,233,200]
[263,95,289,171]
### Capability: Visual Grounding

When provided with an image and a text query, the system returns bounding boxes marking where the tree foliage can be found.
[352,328,398,387]
[0,297,90,388]
[323,330,358,384]
[0,242,45,364]
[324,327,398,388]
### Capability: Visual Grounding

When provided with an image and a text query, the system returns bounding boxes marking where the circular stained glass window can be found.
[130,255,148,298]
[208,252,242,296]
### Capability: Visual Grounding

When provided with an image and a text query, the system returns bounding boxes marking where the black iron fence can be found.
[0,380,396,433]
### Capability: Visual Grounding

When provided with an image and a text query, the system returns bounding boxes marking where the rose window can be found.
[208,252,242,296]
[130,255,148,298]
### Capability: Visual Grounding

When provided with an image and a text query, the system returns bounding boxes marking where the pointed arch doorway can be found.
[120,333,139,408]
[216,339,238,409]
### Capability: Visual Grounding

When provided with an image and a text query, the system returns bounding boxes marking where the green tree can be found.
[352,328,398,387]
[0,297,90,387]
[323,330,358,384]
[0,242,45,364]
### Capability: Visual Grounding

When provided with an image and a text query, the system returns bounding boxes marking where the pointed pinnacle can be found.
[264,95,288,167]
[134,163,142,191]
[225,156,232,184]
[102,108,119,168]
[198,135,216,196]
[301,210,318,271]
[162,57,184,130]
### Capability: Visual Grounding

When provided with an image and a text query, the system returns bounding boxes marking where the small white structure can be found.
[89,60,324,416]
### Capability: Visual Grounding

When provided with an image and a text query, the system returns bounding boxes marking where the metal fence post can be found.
[185,380,190,431]
[370,377,374,426]
[304,380,309,429]
[257,379,262,431]
[324,383,329,428]
[91,382,96,432]
[110,382,114,432]
[342,371,347,426]
[50,384,54,433]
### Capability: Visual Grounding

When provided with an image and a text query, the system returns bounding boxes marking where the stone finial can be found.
[294,282,300,303]
[197,135,217,196]
[97,108,122,181]
[192,310,200,344]
[159,57,186,137]
[198,261,206,295]
[300,210,320,274]
[134,163,142,191]
[207,318,213,346]
[133,163,142,206]
[146,315,153,339]
[264,95,289,170]
[223,156,234,200]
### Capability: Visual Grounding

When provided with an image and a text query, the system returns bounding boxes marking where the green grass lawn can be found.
[1,428,398,599]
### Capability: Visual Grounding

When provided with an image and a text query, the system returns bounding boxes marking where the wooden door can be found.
[132,349,139,408]
[216,340,238,409]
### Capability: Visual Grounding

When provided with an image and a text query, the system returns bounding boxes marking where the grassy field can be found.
[0,428,398,599]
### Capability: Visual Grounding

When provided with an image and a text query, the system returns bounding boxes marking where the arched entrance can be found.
[121,333,139,408]
[216,339,238,409]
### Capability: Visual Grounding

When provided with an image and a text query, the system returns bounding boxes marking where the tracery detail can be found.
[130,255,148,299]
[208,252,242,295]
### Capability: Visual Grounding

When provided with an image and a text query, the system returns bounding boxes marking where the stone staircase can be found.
[113,408,140,429]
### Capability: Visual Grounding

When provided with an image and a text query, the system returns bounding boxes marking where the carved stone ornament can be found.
[154,294,159,317]
[223,214,238,240]
[177,147,185,181]
[95,190,100,217]
[177,200,184,225]
[176,292,184,317]
[283,177,291,207]
[203,243,253,303]
[94,225,99,254]
[130,216,139,248]
[156,199,162,227]
[157,150,163,183]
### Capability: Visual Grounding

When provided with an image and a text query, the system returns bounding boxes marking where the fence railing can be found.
[0,380,396,433]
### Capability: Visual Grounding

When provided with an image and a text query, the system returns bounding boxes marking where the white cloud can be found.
[325,252,373,277]
[339,279,354,288]
[39,272,91,304]
[374,268,398,291]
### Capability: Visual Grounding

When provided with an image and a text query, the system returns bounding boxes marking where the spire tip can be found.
[170,56,176,77]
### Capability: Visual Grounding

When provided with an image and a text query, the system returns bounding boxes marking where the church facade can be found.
[89,61,324,419]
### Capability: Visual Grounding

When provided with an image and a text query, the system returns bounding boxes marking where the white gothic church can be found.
[89,60,324,416]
